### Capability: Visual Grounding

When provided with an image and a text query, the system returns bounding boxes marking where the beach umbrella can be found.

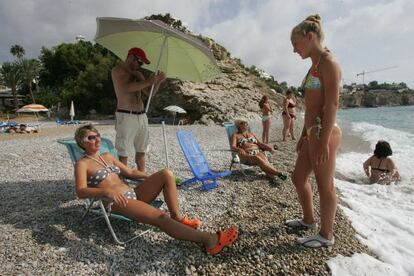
[95,17,221,112]
[16,104,48,127]
[69,101,75,121]
[17,104,48,113]
[163,105,186,125]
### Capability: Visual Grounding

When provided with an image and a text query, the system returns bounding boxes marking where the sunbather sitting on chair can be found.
[231,119,287,181]
[74,124,237,255]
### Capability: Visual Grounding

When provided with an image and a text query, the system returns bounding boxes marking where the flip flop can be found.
[179,217,201,229]
[297,234,334,248]
[285,218,317,229]
[207,225,238,255]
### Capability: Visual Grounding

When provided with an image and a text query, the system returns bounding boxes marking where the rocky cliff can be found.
[340,90,414,108]
[147,37,299,125]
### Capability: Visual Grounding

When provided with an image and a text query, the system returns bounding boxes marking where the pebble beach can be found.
[0,120,372,275]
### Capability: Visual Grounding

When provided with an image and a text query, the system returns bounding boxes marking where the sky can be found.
[1,0,413,88]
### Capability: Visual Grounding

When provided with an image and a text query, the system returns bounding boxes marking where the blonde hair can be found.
[74,124,99,149]
[291,14,324,42]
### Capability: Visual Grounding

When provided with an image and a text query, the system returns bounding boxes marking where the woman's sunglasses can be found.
[83,133,101,143]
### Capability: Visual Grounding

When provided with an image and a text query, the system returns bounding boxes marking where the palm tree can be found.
[10,45,25,60]
[18,58,41,103]
[0,62,22,110]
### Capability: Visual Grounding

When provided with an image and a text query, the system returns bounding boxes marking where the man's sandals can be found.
[207,226,239,255]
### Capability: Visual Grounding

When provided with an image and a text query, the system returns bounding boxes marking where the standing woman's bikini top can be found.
[301,51,327,91]
[287,101,296,108]
[86,155,121,187]
[302,68,321,90]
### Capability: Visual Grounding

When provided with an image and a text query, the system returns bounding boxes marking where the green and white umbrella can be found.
[95,17,221,112]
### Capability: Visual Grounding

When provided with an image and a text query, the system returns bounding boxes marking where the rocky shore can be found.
[0,120,371,275]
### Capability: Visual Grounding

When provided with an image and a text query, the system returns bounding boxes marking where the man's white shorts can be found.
[115,112,149,157]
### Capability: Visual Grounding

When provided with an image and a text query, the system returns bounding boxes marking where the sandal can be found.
[297,234,334,248]
[179,217,201,229]
[207,225,238,255]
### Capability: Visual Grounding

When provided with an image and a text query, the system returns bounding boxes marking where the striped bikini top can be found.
[86,154,121,187]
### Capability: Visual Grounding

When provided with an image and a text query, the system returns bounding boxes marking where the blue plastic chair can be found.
[57,137,162,244]
[176,130,231,191]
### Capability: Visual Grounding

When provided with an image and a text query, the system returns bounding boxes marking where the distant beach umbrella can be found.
[16,104,48,128]
[163,105,186,125]
[69,101,75,121]
[95,17,221,113]
[17,104,48,113]
[163,105,186,114]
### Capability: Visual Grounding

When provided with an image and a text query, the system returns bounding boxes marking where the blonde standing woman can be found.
[285,14,342,248]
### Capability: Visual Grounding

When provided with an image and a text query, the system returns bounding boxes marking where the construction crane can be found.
[356,66,398,85]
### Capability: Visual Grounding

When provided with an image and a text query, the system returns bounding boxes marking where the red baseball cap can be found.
[128,47,150,64]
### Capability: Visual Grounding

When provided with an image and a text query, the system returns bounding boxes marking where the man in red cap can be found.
[111,47,166,172]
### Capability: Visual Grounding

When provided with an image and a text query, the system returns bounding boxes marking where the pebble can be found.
[0,121,372,275]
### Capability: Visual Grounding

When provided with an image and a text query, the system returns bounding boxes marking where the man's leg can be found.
[115,112,133,167]
[134,113,149,173]
[135,152,145,173]
[119,155,128,166]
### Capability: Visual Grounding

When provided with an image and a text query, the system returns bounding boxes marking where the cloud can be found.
[1,0,413,87]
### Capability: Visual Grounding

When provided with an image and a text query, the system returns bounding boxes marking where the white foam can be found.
[329,122,414,275]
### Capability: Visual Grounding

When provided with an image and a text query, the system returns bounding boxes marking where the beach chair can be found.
[56,118,81,126]
[177,130,231,191]
[223,122,272,175]
[57,137,162,245]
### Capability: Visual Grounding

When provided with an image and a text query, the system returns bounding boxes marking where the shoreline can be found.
[0,119,372,275]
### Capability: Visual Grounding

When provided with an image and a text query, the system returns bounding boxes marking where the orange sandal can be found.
[179,217,201,229]
[207,225,238,255]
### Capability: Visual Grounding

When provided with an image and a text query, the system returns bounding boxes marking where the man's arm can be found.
[141,72,166,96]
[112,68,157,94]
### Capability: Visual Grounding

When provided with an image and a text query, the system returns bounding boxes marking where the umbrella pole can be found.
[162,121,169,168]
[145,35,168,113]
[35,112,40,131]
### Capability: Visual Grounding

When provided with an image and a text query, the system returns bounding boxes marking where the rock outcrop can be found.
[147,37,298,125]
[340,90,414,108]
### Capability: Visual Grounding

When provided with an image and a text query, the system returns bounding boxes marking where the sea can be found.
[328,105,414,275]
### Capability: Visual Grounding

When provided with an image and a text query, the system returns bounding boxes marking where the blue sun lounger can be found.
[56,118,81,126]
[58,137,162,245]
[177,130,231,191]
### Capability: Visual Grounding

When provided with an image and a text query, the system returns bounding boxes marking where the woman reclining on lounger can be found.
[231,119,287,181]
[74,124,237,255]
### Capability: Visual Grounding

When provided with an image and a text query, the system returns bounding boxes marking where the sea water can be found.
[328,106,414,275]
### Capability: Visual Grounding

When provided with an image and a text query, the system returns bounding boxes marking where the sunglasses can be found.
[83,133,101,143]
[133,56,143,65]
